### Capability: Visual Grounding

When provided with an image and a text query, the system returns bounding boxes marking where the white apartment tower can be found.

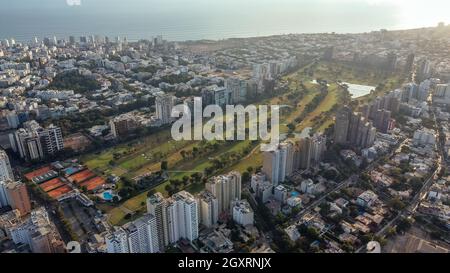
[146,192,169,251]
[205,171,242,213]
[105,214,159,253]
[38,124,64,156]
[197,190,219,228]
[123,214,159,253]
[9,129,44,161]
[262,142,293,186]
[232,200,254,226]
[0,149,14,182]
[105,228,130,253]
[172,191,198,242]
[9,123,63,161]
[155,93,175,125]
[147,190,199,246]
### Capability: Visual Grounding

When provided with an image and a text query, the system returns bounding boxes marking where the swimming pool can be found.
[65,167,80,175]
[103,191,113,201]
[291,191,300,197]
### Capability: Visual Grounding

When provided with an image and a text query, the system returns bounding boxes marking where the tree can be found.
[192,147,199,157]
[242,171,251,183]
[160,161,168,171]
[410,177,423,193]
[397,217,412,233]
[388,198,406,210]
[147,189,156,197]
[182,176,190,186]
[319,202,331,217]
[287,123,295,132]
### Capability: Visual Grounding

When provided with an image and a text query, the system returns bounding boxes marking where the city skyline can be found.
[1,0,450,260]
[1,0,450,42]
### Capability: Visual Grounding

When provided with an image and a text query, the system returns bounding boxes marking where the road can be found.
[288,137,407,226]
[357,111,443,252]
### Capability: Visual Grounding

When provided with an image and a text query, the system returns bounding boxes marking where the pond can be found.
[342,82,376,98]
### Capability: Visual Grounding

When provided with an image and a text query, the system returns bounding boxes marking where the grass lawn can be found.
[103,60,406,226]
[295,84,339,132]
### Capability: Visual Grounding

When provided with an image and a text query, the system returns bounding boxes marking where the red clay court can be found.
[68,169,96,184]
[80,176,106,191]
[47,185,73,199]
[24,166,51,181]
[39,178,65,192]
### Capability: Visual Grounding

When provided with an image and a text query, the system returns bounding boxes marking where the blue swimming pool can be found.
[103,191,113,201]
[291,191,300,197]
[65,167,80,175]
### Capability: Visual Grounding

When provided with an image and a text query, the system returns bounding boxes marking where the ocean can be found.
[0,0,447,42]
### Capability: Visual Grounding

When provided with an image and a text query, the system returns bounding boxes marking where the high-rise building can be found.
[146,191,199,247]
[146,192,169,251]
[197,191,219,228]
[205,172,241,214]
[232,200,254,226]
[262,142,294,185]
[0,149,14,182]
[310,134,327,165]
[201,85,232,107]
[334,106,376,149]
[402,82,420,102]
[225,77,248,104]
[105,228,130,253]
[37,124,64,156]
[297,137,312,170]
[404,53,415,74]
[374,109,392,134]
[9,123,63,161]
[29,228,53,253]
[433,84,450,106]
[0,180,10,207]
[334,106,352,144]
[250,173,273,203]
[155,93,175,125]
[9,128,44,161]
[123,214,159,253]
[109,113,140,139]
[69,36,76,45]
[417,59,432,82]
[168,191,198,243]
[7,207,64,253]
[418,80,431,102]
[6,111,19,129]
[6,181,31,216]
[105,214,159,253]
[280,141,294,177]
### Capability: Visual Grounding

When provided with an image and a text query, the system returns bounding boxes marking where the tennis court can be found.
[47,185,73,199]
[68,169,96,184]
[39,178,66,192]
[24,166,52,181]
[80,176,106,191]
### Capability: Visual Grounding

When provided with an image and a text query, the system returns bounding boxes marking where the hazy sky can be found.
[1,0,449,41]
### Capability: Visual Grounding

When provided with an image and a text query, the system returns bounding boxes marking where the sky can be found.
[1,0,449,41]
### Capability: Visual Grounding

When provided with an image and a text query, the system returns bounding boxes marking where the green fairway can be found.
[101,60,405,226]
